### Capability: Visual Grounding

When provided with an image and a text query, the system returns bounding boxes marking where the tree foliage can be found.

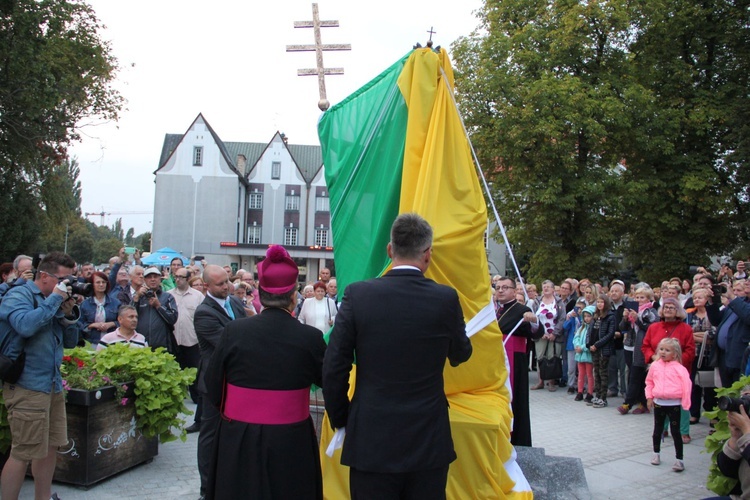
[453,0,750,284]
[0,0,123,262]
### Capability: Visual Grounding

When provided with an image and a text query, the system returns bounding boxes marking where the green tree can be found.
[0,0,123,169]
[453,0,749,283]
[65,218,94,263]
[38,158,84,254]
[0,169,43,261]
[137,232,152,253]
[618,0,750,282]
[0,0,122,260]
[93,237,121,265]
[453,0,633,283]
[124,227,135,246]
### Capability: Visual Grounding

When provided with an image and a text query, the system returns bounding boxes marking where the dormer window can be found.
[193,146,203,166]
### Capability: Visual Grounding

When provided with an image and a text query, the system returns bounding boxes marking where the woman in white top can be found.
[297,281,337,332]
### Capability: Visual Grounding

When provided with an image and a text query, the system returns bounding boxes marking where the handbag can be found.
[694,338,715,388]
[538,342,563,381]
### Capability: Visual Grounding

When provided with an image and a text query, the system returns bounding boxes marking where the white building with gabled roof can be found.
[152,113,334,281]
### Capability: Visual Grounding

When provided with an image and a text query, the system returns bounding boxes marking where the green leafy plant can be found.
[704,376,750,495]
[0,344,196,454]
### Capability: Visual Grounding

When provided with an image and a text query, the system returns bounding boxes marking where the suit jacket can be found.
[322,268,472,473]
[193,294,247,393]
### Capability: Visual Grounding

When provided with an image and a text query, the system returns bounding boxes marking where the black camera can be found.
[143,289,156,300]
[59,276,93,297]
[712,283,727,298]
[718,395,750,413]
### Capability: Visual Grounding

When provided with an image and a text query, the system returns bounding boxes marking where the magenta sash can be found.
[223,384,309,425]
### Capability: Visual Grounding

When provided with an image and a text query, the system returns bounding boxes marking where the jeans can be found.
[608,349,627,394]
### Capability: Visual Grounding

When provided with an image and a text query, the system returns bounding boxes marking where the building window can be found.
[249,193,263,209]
[193,146,203,166]
[272,161,281,180]
[285,195,300,211]
[248,225,262,244]
[316,196,330,212]
[284,227,298,246]
[315,228,329,247]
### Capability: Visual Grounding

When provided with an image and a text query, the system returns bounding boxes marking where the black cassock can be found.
[496,299,533,447]
[205,308,327,500]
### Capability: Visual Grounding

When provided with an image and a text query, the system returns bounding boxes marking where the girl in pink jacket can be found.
[645,337,692,472]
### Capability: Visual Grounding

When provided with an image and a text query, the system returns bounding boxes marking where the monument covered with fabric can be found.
[317,47,532,498]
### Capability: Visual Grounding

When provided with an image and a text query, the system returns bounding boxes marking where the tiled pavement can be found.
[17,375,715,499]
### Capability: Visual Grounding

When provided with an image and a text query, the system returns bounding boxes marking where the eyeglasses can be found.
[40,270,65,282]
[496,286,514,291]
[662,305,677,310]
[175,275,188,279]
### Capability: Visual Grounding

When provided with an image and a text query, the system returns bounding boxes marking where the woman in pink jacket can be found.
[645,337,692,472]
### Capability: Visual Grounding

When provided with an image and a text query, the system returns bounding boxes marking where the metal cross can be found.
[286,3,351,111]
[427,26,436,42]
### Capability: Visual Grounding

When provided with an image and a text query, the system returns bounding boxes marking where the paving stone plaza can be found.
[16,373,714,499]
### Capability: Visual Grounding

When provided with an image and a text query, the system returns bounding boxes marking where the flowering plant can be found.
[0,344,195,454]
[61,349,130,405]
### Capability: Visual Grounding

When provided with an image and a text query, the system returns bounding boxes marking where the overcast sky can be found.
[70,0,483,236]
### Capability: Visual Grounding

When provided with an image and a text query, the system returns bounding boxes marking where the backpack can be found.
[0,279,34,382]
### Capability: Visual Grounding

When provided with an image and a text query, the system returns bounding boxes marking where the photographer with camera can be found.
[715,280,750,387]
[710,386,750,499]
[132,267,178,354]
[0,251,81,500]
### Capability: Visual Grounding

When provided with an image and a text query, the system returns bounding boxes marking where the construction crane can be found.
[84,211,153,226]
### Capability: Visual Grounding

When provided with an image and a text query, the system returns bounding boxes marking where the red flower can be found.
[62,356,72,362]
[74,358,85,369]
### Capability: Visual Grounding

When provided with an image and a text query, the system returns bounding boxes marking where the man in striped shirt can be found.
[97,305,147,350]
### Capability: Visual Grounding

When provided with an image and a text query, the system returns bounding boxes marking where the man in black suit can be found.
[193,265,247,500]
[323,213,473,500]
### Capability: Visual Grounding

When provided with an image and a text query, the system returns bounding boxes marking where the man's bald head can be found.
[203,265,230,299]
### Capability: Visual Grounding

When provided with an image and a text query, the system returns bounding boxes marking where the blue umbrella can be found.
[141,247,189,266]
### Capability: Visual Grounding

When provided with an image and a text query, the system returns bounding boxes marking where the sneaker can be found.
[651,453,660,466]
[593,399,608,408]
[632,404,650,415]
[672,460,684,472]
[574,392,584,401]
[567,387,576,395]
[584,394,594,405]
[617,404,630,415]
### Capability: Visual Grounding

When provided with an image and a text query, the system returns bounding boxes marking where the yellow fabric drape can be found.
[319,48,532,499]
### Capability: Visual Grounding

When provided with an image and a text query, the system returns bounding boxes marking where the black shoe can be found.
[574,392,583,401]
[185,422,201,434]
[567,387,576,395]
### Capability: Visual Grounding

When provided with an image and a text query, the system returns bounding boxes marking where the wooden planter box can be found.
[53,385,158,487]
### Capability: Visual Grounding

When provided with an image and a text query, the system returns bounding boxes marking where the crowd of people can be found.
[494,266,750,476]
[0,246,347,500]
[4,238,750,498]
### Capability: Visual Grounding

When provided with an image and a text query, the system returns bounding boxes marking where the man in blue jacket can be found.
[0,251,80,500]
[715,282,750,386]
